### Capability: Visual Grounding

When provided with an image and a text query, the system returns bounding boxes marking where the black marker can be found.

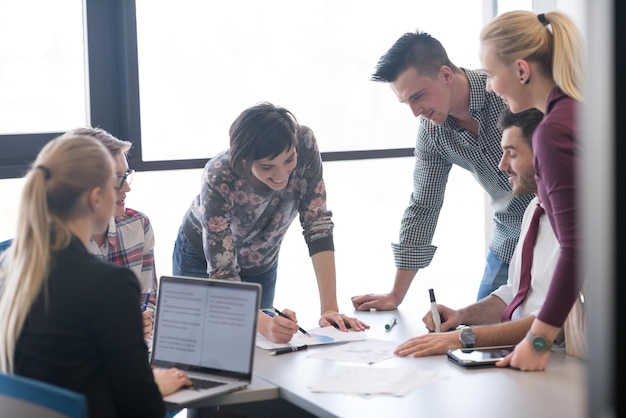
[271,345,308,356]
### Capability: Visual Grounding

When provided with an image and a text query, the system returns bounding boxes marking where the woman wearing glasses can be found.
[65,127,158,340]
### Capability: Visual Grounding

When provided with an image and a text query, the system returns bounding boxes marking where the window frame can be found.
[0,0,415,179]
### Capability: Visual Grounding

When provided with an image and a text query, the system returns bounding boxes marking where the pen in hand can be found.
[142,292,151,312]
[429,288,442,333]
[271,345,308,356]
[272,307,311,337]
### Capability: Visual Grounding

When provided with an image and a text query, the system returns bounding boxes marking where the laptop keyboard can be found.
[189,378,227,391]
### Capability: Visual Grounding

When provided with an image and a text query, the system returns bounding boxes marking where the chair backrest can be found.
[0,373,88,418]
[0,238,11,255]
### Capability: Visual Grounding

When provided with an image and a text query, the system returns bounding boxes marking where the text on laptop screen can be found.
[152,279,258,375]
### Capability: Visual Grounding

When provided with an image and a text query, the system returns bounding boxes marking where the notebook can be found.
[150,275,261,404]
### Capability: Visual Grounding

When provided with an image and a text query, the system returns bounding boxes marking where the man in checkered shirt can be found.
[352,30,533,310]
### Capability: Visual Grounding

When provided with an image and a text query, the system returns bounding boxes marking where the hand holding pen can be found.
[273,307,311,337]
[141,292,151,312]
[429,289,442,333]
[141,293,153,338]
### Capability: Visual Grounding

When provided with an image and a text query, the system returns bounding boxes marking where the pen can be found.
[385,317,397,331]
[429,288,442,333]
[271,345,308,356]
[141,292,150,312]
[272,307,311,337]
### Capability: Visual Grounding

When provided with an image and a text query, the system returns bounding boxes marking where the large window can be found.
[497,0,533,14]
[0,0,554,177]
[0,0,86,134]
[134,0,484,161]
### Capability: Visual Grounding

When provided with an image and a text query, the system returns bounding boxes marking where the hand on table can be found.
[152,367,192,396]
[318,310,369,332]
[496,338,550,371]
[351,293,400,311]
[394,331,462,357]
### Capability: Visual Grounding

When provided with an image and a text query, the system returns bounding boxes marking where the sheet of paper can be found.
[309,365,447,397]
[256,326,367,350]
[306,339,398,364]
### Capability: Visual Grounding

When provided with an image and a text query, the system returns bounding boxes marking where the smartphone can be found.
[447,345,515,368]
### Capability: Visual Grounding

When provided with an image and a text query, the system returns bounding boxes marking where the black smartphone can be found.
[447,345,515,368]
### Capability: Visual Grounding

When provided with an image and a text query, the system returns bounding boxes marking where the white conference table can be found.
[168,306,587,417]
[252,308,587,418]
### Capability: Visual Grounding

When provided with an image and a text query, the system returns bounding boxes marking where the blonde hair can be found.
[64,126,132,158]
[0,135,114,373]
[480,10,583,102]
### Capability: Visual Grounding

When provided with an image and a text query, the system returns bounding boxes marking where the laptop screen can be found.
[150,276,260,379]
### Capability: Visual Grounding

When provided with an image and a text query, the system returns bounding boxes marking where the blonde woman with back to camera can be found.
[0,134,192,417]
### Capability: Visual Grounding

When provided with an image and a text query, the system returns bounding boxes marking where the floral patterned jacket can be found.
[182,125,334,280]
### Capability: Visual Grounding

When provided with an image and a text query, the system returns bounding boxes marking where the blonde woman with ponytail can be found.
[0,134,191,417]
[479,10,584,371]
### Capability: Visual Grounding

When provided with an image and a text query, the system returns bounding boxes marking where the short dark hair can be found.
[229,102,299,175]
[497,108,544,148]
[371,30,459,83]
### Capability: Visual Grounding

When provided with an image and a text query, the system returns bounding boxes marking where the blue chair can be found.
[0,373,88,418]
[0,238,12,255]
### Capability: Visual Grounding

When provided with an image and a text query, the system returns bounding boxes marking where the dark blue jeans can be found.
[172,228,277,309]
[476,249,509,301]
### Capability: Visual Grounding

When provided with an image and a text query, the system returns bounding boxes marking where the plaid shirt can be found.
[392,68,533,270]
[87,208,158,310]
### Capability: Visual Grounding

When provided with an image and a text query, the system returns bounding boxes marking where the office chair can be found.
[0,238,11,255]
[0,373,88,418]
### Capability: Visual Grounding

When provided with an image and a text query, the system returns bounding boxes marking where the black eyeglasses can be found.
[115,169,135,190]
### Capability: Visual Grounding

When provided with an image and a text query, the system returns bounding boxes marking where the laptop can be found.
[150,275,261,404]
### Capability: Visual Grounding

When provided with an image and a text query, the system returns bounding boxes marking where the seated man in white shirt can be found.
[394,107,558,357]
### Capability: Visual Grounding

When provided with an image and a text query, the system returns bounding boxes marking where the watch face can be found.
[532,336,548,351]
[460,327,476,346]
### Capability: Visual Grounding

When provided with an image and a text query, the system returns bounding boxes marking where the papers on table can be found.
[307,339,398,364]
[256,326,367,350]
[309,365,447,397]
[259,329,447,396]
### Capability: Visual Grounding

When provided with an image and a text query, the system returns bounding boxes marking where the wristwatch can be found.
[459,326,476,349]
[525,331,553,351]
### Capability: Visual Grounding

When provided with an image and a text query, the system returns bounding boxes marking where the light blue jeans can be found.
[172,228,277,309]
[475,249,509,301]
